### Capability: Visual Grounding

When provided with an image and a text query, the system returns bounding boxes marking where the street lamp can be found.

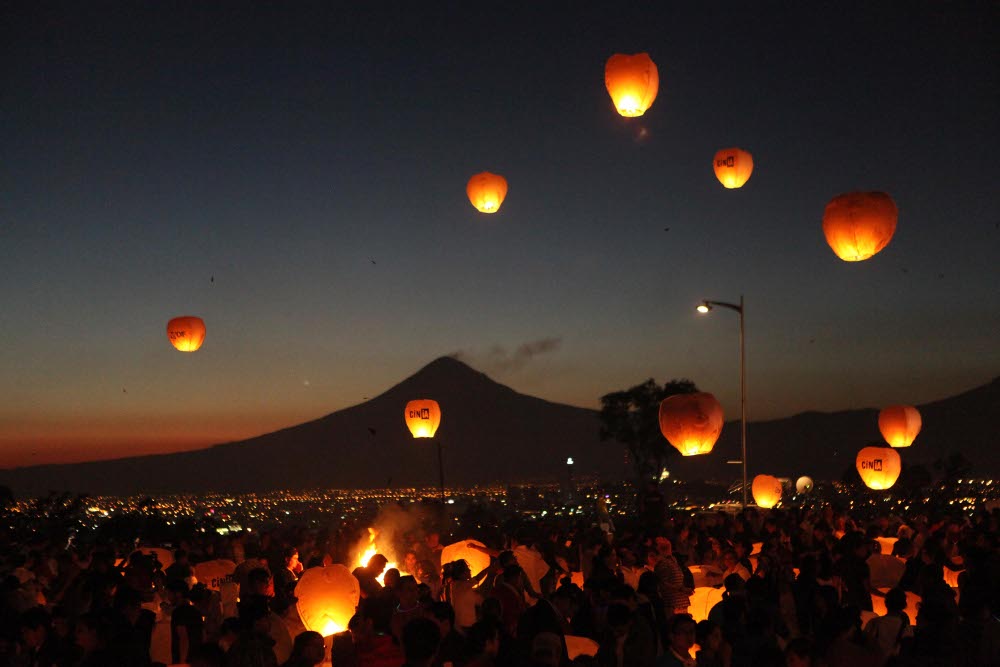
[697,295,748,507]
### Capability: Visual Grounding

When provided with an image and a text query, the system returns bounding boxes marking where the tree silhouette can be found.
[599,378,698,482]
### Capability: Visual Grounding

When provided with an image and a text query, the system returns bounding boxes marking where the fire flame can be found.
[356,527,397,586]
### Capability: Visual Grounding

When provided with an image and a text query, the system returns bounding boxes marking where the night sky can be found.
[2,2,998,468]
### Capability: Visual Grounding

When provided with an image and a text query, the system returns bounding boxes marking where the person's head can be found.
[430,601,455,635]
[403,551,418,573]
[502,564,524,590]
[655,537,673,557]
[723,573,745,595]
[237,594,272,634]
[282,546,300,569]
[696,620,722,653]
[164,577,189,605]
[667,613,697,655]
[884,587,906,615]
[401,617,440,666]
[637,570,659,597]
[366,554,389,577]
[397,575,419,608]
[722,550,738,570]
[382,567,401,590]
[288,630,326,666]
[425,532,440,549]
[246,567,272,596]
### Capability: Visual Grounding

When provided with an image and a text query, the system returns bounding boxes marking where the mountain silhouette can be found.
[0,359,997,496]
[0,357,622,496]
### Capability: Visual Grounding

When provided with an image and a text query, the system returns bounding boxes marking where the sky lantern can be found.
[658,392,724,456]
[404,399,441,438]
[166,316,206,352]
[440,540,491,577]
[295,565,360,637]
[856,446,902,490]
[878,405,922,448]
[795,476,814,494]
[713,148,754,189]
[604,53,659,117]
[194,559,237,591]
[751,474,782,508]
[822,191,898,261]
[466,172,508,213]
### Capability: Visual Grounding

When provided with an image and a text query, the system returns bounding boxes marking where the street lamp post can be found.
[697,295,748,507]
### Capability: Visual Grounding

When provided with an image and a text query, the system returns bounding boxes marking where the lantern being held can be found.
[752,475,782,508]
[440,540,491,577]
[405,399,441,438]
[822,191,898,261]
[604,53,659,117]
[713,148,754,189]
[295,565,361,637]
[856,446,902,490]
[878,405,922,448]
[466,172,508,213]
[658,392,724,456]
[167,316,206,352]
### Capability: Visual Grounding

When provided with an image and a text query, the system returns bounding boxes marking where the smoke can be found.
[352,503,429,566]
[450,337,562,373]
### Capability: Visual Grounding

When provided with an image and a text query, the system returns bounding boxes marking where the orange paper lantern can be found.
[822,191,898,261]
[295,565,361,637]
[194,559,237,591]
[856,446,902,490]
[405,399,441,438]
[565,636,600,661]
[166,316,206,352]
[466,172,508,213]
[878,405,922,448]
[795,476,814,494]
[440,540,491,578]
[604,53,659,117]
[658,393,724,456]
[752,474,783,508]
[713,148,754,189]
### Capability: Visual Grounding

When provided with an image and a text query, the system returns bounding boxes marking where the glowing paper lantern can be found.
[404,399,441,438]
[878,405,922,448]
[871,588,920,621]
[658,393,724,456]
[295,565,361,637]
[822,191,898,261]
[166,316,206,352]
[713,148,754,189]
[751,475,782,508]
[194,559,237,591]
[466,172,508,213]
[856,446,902,490]
[687,586,725,623]
[440,540,491,577]
[604,53,659,117]
[795,476,814,494]
[565,636,599,661]
[875,537,898,556]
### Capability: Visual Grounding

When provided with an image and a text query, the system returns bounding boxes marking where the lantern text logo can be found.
[860,458,883,471]
[168,331,187,339]
[717,156,735,168]
[409,408,431,420]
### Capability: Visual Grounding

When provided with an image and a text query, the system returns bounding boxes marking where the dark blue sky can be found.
[2,1,998,466]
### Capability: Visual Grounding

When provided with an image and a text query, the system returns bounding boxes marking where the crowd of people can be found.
[1,490,998,667]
